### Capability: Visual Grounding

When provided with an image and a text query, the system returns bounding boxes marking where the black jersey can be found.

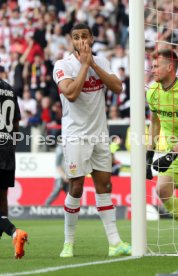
[0,79,21,170]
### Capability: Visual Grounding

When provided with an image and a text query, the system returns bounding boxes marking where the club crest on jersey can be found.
[69,163,77,175]
[89,76,96,86]
[56,70,64,79]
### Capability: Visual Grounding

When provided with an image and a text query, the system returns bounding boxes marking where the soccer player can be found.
[0,76,28,258]
[45,143,69,206]
[53,23,131,258]
[146,49,178,220]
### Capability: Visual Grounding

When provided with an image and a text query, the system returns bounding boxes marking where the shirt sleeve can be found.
[146,83,158,112]
[53,60,73,85]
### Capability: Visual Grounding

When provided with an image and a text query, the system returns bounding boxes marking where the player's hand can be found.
[153,152,178,172]
[146,150,154,180]
[75,41,92,66]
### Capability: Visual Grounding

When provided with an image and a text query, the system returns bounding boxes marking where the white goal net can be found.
[144,0,178,255]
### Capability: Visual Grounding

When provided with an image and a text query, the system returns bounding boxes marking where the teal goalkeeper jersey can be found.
[146,79,178,152]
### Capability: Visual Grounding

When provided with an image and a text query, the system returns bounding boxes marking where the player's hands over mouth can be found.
[75,41,93,66]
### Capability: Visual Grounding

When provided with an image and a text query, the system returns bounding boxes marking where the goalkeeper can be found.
[146,49,178,220]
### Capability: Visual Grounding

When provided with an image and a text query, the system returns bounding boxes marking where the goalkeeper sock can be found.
[96,193,121,246]
[164,196,178,220]
[64,193,80,244]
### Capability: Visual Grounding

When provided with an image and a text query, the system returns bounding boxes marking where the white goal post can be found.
[129,0,147,256]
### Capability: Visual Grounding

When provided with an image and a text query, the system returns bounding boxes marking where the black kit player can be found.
[0,77,28,258]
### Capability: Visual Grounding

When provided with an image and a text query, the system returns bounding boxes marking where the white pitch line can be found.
[0,256,140,276]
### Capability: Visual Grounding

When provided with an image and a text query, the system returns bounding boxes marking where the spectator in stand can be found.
[23,15,36,40]
[0,45,10,72]
[0,65,8,81]
[92,14,109,56]
[24,33,44,64]
[117,0,129,48]
[9,7,25,40]
[109,45,129,76]
[33,18,47,49]
[40,96,52,125]
[117,67,130,119]
[0,15,11,52]
[18,85,37,127]
[18,0,41,14]
[9,51,24,98]
[109,105,119,120]
[29,54,47,97]
[47,101,62,137]
[46,23,68,63]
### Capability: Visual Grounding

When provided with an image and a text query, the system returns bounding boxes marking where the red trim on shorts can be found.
[64,205,80,213]
[97,205,114,212]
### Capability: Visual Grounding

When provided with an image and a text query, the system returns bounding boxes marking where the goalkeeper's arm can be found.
[146,112,160,179]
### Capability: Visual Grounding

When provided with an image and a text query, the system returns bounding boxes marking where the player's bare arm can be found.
[90,61,122,94]
[58,65,88,102]
[58,41,91,102]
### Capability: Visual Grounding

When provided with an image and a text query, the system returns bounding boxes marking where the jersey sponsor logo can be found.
[156,109,178,117]
[82,77,104,93]
[56,70,64,79]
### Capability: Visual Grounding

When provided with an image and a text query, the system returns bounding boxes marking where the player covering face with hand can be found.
[146,49,178,220]
[53,23,131,258]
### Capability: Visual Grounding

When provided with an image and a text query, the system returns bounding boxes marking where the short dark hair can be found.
[152,49,178,71]
[71,23,93,36]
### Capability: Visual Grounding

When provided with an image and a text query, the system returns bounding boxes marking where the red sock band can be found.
[97,205,114,212]
[64,205,80,213]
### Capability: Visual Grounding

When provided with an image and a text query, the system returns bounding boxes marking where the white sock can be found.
[12,231,17,239]
[64,193,81,244]
[96,193,121,246]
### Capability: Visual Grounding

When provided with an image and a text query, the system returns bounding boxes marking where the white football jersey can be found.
[53,53,113,139]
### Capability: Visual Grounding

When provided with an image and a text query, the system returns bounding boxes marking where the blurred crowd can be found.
[144,0,178,88]
[0,0,177,135]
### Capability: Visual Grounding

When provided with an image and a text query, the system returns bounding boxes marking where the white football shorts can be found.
[63,138,112,178]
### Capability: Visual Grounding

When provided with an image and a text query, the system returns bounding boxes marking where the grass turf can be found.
[0,219,178,276]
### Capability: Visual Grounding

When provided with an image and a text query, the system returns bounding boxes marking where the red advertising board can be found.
[8,176,165,206]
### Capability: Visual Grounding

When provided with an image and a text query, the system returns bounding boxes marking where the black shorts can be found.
[0,169,15,189]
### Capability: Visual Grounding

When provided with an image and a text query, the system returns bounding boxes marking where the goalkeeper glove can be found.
[146,150,155,180]
[153,152,178,172]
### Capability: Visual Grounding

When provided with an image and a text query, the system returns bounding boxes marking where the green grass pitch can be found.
[0,219,178,276]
